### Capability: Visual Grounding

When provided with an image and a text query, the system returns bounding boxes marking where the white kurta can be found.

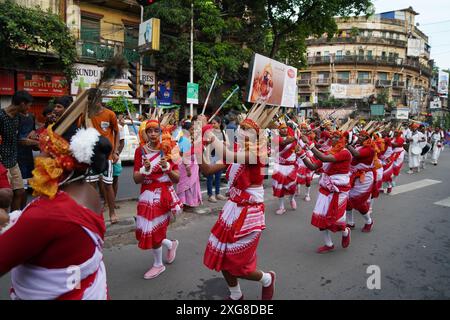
[431,132,444,163]
[407,131,424,168]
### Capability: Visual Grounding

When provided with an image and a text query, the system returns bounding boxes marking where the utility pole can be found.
[189,0,194,117]
[139,5,144,116]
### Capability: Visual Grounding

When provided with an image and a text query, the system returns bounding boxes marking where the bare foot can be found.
[110,213,119,224]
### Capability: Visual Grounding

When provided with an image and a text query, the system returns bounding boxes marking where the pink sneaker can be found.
[290,199,297,210]
[166,240,179,264]
[144,265,166,279]
[275,208,286,215]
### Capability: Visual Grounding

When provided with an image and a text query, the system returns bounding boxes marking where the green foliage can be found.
[0,0,77,79]
[350,26,360,37]
[221,87,244,111]
[318,94,348,108]
[106,96,136,114]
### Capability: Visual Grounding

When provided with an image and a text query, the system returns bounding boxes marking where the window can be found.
[316,52,321,56]
[386,32,390,38]
[367,30,373,37]
[381,51,387,59]
[358,49,364,56]
[336,50,343,56]
[318,72,330,79]
[81,16,100,42]
[377,72,388,81]
[324,51,330,57]
[337,71,350,79]
[124,25,139,48]
[301,73,311,80]
[345,50,351,56]
[367,50,373,57]
[393,73,401,81]
[358,71,370,79]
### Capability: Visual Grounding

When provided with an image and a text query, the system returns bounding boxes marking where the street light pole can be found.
[139,5,144,116]
[189,0,194,117]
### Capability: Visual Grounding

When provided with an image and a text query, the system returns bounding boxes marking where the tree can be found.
[264,0,373,67]
[106,96,136,114]
[0,0,77,79]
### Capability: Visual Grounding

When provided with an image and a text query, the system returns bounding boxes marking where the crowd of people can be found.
[0,89,448,300]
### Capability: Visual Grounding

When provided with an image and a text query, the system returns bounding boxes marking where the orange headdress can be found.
[330,130,347,154]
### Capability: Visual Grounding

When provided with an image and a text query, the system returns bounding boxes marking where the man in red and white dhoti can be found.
[200,119,275,300]
[346,131,376,233]
[370,133,385,203]
[133,120,183,280]
[272,124,298,215]
[0,126,112,300]
[299,131,352,254]
[391,130,405,187]
[379,133,394,193]
[296,124,316,202]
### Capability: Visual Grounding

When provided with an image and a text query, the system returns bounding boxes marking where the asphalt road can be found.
[2,150,450,300]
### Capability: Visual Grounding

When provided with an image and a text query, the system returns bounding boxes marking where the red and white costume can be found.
[392,136,405,177]
[134,148,183,250]
[272,135,298,197]
[0,192,108,300]
[296,134,316,186]
[347,145,376,214]
[318,130,332,152]
[311,149,352,232]
[380,137,394,184]
[204,162,265,276]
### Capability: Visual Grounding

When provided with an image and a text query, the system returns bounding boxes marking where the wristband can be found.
[161,163,170,172]
[299,153,307,160]
[139,165,151,175]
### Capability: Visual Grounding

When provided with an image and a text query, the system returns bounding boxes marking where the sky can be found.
[373,0,450,71]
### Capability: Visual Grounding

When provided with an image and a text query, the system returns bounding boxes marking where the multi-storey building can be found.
[299,7,434,119]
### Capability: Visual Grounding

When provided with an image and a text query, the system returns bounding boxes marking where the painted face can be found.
[146,127,161,144]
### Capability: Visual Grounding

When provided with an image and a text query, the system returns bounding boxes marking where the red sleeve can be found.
[0,165,10,189]
[134,147,143,172]
[334,149,352,162]
[0,211,63,273]
[169,160,178,171]
[358,147,374,158]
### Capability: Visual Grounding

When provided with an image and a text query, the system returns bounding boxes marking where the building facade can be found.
[299,7,434,119]
[67,0,156,105]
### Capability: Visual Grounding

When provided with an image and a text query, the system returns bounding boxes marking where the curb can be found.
[105,205,223,239]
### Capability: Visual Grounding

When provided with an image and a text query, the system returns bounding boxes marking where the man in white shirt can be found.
[430,127,444,165]
[405,123,426,174]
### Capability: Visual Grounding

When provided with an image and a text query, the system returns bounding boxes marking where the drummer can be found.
[405,123,426,174]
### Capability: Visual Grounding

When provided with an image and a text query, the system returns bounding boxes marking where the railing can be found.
[392,81,405,88]
[307,55,432,76]
[336,78,350,84]
[298,79,311,86]
[357,78,372,84]
[376,79,392,87]
[306,36,406,48]
[77,40,142,64]
[315,78,331,86]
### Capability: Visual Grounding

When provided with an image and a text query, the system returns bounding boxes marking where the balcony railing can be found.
[315,78,331,86]
[392,81,405,88]
[306,36,407,48]
[298,79,311,86]
[376,79,392,87]
[357,78,372,84]
[307,55,432,76]
[336,78,350,84]
[77,40,142,64]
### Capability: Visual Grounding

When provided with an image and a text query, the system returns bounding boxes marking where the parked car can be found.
[120,120,141,163]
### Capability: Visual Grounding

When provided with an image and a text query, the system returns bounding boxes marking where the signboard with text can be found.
[186,82,199,104]
[0,70,14,95]
[17,73,67,97]
[138,18,160,53]
[330,83,375,99]
[247,53,298,107]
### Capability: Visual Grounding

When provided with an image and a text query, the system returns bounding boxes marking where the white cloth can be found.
[408,131,424,168]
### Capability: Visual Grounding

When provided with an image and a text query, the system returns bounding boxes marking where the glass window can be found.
[336,50,343,56]
[367,50,373,57]
[358,71,370,79]
[124,25,138,48]
[324,51,330,56]
[377,72,388,81]
[81,17,100,42]
[337,72,350,79]
[318,72,330,79]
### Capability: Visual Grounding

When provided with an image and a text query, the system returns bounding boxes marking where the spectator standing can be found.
[84,89,121,224]
[112,114,125,207]
[206,117,227,203]
[0,91,33,211]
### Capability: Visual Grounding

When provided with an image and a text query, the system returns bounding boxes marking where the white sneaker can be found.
[304,195,311,202]
[208,195,217,203]
[407,170,414,174]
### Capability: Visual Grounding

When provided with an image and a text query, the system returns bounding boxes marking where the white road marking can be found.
[390,179,442,195]
[434,197,450,208]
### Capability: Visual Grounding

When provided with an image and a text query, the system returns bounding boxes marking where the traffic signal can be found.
[128,61,139,99]
[136,0,160,6]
